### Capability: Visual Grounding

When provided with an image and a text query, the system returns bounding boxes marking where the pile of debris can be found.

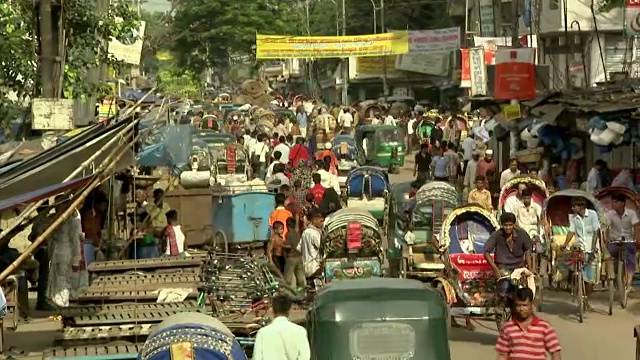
[233,80,273,107]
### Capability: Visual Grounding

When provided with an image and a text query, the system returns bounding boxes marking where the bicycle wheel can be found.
[607,276,614,316]
[577,270,584,323]
[618,257,628,309]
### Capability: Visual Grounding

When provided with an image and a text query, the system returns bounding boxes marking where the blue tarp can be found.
[137,125,191,171]
[121,89,157,103]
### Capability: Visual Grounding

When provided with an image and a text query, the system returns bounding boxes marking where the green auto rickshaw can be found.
[307,278,451,360]
[355,124,405,173]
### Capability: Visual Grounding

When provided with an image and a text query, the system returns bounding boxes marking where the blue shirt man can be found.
[431,154,450,179]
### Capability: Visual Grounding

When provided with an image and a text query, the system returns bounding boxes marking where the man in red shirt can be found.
[496,287,561,360]
[308,173,325,204]
[289,137,310,168]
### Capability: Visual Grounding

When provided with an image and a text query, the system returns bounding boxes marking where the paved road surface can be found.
[5,157,639,359]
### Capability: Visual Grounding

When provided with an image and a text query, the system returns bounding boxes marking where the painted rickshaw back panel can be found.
[439,205,500,308]
[309,278,451,360]
[211,192,276,245]
[323,208,384,282]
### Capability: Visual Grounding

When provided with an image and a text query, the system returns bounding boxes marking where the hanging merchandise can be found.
[494,48,536,100]
[460,49,471,88]
[469,47,488,96]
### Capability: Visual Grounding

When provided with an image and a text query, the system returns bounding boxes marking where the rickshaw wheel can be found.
[214,231,229,253]
[434,283,451,336]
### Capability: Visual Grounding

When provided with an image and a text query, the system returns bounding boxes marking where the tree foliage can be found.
[0,0,140,109]
[169,0,298,75]
[140,9,173,74]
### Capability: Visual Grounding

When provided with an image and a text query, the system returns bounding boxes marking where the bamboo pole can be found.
[0,88,156,245]
[0,132,142,282]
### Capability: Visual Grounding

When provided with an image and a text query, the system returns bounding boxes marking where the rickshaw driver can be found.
[605,193,640,293]
[561,197,601,310]
[484,212,533,279]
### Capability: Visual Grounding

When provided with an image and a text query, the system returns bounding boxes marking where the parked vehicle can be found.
[323,208,384,283]
[331,134,361,187]
[307,278,451,360]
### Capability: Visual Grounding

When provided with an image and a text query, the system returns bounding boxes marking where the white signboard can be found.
[108,21,146,65]
[392,28,460,53]
[479,0,495,36]
[32,98,74,130]
[395,52,450,76]
[469,47,487,96]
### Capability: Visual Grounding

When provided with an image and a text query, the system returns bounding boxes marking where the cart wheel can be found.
[214,231,229,253]
[435,283,451,336]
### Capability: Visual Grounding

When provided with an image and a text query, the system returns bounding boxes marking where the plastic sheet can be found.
[137,125,191,171]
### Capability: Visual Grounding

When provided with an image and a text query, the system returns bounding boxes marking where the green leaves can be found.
[169,0,298,74]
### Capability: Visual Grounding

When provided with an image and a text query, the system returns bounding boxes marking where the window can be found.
[549,0,559,10]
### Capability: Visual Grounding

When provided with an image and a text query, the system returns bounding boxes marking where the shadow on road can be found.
[450,326,497,346]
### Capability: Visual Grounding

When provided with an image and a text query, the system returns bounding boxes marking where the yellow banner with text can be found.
[256,32,409,59]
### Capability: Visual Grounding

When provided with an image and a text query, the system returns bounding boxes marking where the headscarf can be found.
[291,159,313,188]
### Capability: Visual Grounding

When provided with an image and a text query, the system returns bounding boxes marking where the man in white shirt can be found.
[266,151,285,179]
[251,134,270,179]
[500,158,521,189]
[244,130,256,153]
[338,108,353,132]
[503,183,527,214]
[316,160,340,193]
[273,136,290,164]
[587,159,605,194]
[252,295,310,360]
[461,133,476,174]
[605,193,640,291]
[406,115,417,154]
[384,113,396,126]
[301,210,324,278]
[514,188,542,242]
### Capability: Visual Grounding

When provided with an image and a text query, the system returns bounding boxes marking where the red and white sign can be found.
[494,48,536,100]
[407,28,461,52]
[460,49,471,88]
[449,254,494,281]
[626,0,640,36]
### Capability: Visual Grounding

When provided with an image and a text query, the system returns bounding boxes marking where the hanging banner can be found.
[469,47,487,96]
[255,32,409,59]
[108,21,146,65]
[626,0,640,36]
[406,28,461,52]
[494,48,536,100]
[460,49,471,88]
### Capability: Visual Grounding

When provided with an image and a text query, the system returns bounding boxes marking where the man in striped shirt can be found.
[496,288,562,360]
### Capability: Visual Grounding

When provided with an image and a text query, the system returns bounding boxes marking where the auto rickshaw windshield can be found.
[377,128,403,142]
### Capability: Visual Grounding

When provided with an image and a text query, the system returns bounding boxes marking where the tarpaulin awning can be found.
[0,176,92,213]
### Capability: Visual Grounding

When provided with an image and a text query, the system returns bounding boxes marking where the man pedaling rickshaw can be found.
[484,212,534,304]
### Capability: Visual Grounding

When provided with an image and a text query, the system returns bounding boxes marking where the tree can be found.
[169,0,298,75]
[140,9,174,74]
[0,0,140,110]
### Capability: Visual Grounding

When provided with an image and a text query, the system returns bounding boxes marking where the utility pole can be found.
[511,0,520,48]
[39,0,55,97]
[381,0,388,101]
[341,0,348,105]
[305,0,313,95]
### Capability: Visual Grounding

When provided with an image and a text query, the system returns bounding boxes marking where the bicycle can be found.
[565,245,586,323]
[529,231,546,312]
[608,240,631,310]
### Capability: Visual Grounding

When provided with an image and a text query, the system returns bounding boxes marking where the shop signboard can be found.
[494,48,536,100]
[394,52,450,76]
[469,47,487,96]
[460,49,471,88]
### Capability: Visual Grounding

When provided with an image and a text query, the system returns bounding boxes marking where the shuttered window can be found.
[604,34,631,77]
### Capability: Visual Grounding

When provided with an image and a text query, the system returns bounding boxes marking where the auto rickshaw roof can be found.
[313,278,443,313]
